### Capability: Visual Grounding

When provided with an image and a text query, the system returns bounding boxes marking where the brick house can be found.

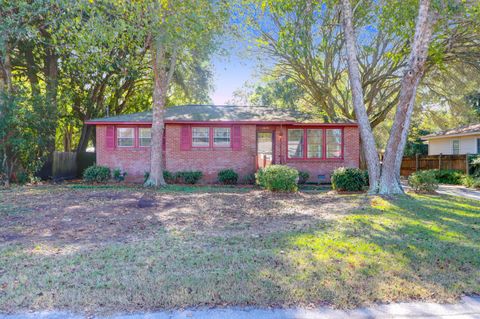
[86,105,360,183]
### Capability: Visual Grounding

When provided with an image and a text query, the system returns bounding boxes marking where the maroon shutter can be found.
[180,125,191,151]
[232,125,241,150]
[106,125,115,149]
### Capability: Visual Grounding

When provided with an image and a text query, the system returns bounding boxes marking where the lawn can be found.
[0,184,479,314]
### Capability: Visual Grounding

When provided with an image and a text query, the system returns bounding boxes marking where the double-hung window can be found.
[213,127,231,147]
[287,128,343,160]
[192,127,210,147]
[452,140,460,155]
[139,128,151,147]
[117,127,134,147]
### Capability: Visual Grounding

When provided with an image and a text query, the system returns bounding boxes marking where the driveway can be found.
[436,184,480,201]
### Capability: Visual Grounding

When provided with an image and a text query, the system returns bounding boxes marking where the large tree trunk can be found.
[378,0,434,194]
[0,41,12,187]
[144,36,176,187]
[341,0,381,193]
[44,46,59,157]
[76,124,94,153]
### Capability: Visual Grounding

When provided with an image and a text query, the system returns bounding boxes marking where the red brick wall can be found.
[95,123,359,184]
[165,124,257,183]
[96,125,151,182]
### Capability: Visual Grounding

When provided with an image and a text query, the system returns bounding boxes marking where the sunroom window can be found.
[307,129,322,158]
[139,128,151,147]
[192,127,210,147]
[213,127,231,147]
[117,127,134,147]
[326,129,342,158]
[288,129,304,158]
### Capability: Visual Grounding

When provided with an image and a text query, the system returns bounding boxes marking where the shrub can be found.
[408,170,438,193]
[218,169,238,185]
[176,171,203,184]
[298,171,310,184]
[331,167,368,192]
[163,170,178,184]
[462,175,480,189]
[471,157,480,177]
[430,169,464,185]
[241,173,256,185]
[113,169,127,182]
[256,165,299,192]
[83,165,111,183]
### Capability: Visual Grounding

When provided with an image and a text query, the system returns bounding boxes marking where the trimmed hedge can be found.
[298,171,310,184]
[256,165,299,192]
[408,170,438,193]
[83,165,111,183]
[430,169,464,185]
[218,169,238,185]
[331,167,368,192]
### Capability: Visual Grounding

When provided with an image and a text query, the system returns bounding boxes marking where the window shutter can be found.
[232,125,242,150]
[106,125,115,149]
[180,125,191,151]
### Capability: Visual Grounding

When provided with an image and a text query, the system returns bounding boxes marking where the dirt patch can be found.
[0,185,367,249]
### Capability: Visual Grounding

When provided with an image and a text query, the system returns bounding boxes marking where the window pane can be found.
[213,127,231,146]
[117,128,134,147]
[326,129,342,158]
[452,140,460,155]
[477,138,480,154]
[288,129,304,158]
[307,129,322,158]
[139,128,151,147]
[192,127,210,147]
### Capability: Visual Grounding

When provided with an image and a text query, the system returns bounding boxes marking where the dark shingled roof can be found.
[422,123,480,139]
[87,105,355,124]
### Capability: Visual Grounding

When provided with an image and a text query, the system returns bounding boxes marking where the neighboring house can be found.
[86,105,360,183]
[421,123,480,155]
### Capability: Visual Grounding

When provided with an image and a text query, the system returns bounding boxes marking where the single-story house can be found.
[86,105,360,183]
[421,123,480,155]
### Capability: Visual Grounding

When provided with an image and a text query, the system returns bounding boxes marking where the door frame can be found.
[256,130,276,167]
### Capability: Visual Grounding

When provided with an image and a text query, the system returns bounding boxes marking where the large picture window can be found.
[139,128,151,147]
[192,127,210,147]
[213,127,231,147]
[117,127,134,147]
[288,129,304,158]
[287,127,343,160]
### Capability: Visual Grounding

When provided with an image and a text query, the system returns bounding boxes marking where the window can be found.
[213,127,231,147]
[117,127,134,147]
[477,138,480,154]
[326,129,342,158]
[287,127,343,160]
[288,129,304,158]
[307,129,322,158]
[452,139,460,155]
[192,127,210,147]
[139,128,151,147]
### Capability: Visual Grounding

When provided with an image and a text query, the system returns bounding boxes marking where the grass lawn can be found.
[0,184,479,314]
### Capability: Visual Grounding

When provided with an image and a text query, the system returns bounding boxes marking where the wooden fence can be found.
[400,154,469,176]
[37,151,96,180]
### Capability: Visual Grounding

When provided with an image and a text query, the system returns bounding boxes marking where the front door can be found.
[257,132,274,169]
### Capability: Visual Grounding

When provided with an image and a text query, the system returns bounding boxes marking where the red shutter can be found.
[232,125,241,150]
[180,125,191,151]
[106,125,115,149]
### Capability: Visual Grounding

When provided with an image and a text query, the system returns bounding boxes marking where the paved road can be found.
[2,296,480,319]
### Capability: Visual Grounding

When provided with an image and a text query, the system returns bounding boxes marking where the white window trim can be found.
[192,127,210,147]
[213,127,231,147]
[117,127,135,148]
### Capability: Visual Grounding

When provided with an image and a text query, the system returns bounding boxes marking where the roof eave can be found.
[85,120,358,126]
[421,131,480,140]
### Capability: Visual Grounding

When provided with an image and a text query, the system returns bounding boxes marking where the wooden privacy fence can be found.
[41,151,96,180]
[400,154,469,176]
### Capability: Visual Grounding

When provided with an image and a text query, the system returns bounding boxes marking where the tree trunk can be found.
[341,0,381,193]
[0,41,12,187]
[76,125,93,153]
[378,0,434,194]
[144,36,170,187]
[44,46,59,157]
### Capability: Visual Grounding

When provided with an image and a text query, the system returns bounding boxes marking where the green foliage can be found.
[241,173,256,185]
[256,165,299,192]
[83,165,111,183]
[298,171,310,184]
[163,170,177,184]
[461,175,480,189]
[430,169,464,185]
[331,167,368,192]
[113,169,127,182]
[218,169,239,185]
[470,157,480,177]
[175,171,203,184]
[408,171,439,193]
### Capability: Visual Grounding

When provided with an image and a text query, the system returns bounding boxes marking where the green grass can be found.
[0,192,479,313]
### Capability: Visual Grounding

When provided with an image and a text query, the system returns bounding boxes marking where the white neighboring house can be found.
[421,124,480,155]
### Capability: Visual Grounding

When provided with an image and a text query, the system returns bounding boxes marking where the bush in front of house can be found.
[298,171,310,184]
[176,171,203,184]
[331,167,368,192]
[461,175,480,189]
[163,170,178,184]
[430,169,464,185]
[83,165,111,183]
[218,169,238,185]
[241,173,256,185]
[113,168,127,182]
[408,170,438,193]
[256,165,299,192]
